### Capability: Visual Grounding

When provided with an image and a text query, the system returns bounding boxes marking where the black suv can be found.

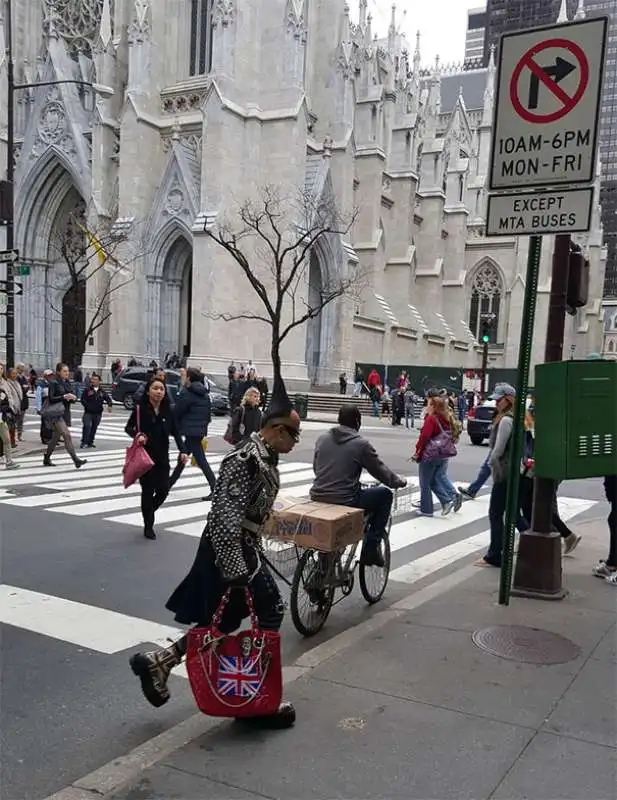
[467,401,496,445]
[111,368,228,415]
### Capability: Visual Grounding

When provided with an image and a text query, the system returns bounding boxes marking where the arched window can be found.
[609,340,615,353]
[190,0,213,76]
[612,312,617,331]
[468,262,502,343]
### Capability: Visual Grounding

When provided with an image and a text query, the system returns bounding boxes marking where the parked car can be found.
[111,368,228,414]
[467,400,496,445]
[204,375,229,416]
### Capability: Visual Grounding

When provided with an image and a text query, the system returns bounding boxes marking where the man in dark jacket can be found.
[228,371,243,410]
[175,368,216,498]
[310,405,406,567]
[80,373,112,448]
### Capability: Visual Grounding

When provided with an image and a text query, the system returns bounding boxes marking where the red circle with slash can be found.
[509,38,589,124]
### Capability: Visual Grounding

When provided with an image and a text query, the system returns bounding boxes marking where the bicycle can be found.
[262,483,404,637]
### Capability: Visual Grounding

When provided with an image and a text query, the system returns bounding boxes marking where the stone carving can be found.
[212,0,235,27]
[38,101,68,144]
[43,0,111,56]
[287,0,307,42]
[382,175,391,194]
[165,185,185,215]
[472,263,501,298]
[161,89,208,114]
[128,0,150,44]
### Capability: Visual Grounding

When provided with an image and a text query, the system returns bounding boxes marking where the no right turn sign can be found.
[489,17,608,191]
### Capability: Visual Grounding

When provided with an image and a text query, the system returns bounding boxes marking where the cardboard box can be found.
[263,498,364,552]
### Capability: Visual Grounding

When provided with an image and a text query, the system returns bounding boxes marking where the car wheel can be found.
[123,393,135,410]
[469,436,484,446]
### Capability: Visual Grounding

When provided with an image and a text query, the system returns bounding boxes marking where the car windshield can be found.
[205,374,221,390]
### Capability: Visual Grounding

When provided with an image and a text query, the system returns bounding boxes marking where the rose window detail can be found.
[44,0,113,56]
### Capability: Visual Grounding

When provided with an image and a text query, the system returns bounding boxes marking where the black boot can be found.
[43,455,55,467]
[74,458,87,469]
[235,702,296,730]
[130,638,186,708]
[360,542,385,569]
[144,527,156,540]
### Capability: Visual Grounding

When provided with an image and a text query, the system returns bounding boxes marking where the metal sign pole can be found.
[498,235,542,606]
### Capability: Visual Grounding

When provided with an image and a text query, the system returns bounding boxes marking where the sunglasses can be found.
[280,424,300,442]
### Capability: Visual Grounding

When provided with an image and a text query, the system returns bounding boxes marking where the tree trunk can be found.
[271,327,282,381]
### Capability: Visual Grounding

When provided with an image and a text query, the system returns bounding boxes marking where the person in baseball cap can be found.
[490,383,516,401]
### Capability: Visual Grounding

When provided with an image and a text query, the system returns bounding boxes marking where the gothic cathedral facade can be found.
[1,0,607,384]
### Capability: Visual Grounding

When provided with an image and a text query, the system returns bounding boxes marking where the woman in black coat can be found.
[175,368,216,498]
[230,386,262,445]
[43,363,86,469]
[126,377,188,540]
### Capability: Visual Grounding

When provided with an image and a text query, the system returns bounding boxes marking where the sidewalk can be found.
[58,517,614,800]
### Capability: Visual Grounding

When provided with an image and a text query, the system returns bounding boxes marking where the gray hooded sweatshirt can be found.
[310,425,403,505]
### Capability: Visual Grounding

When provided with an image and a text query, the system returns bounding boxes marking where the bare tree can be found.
[43,212,141,358]
[204,184,361,378]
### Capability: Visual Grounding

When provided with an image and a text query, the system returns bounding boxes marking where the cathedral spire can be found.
[413,30,421,72]
[557,0,569,23]
[98,0,112,50]
[365,12,372,46]
[359,0,367,28]
[388,4,397,52]
[574,0,586,19]
[482,44,496,126]
[342,3,351,42]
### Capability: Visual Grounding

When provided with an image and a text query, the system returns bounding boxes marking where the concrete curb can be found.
[44,564,478,800]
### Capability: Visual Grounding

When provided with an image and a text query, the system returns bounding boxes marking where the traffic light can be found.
[480,317,492,344]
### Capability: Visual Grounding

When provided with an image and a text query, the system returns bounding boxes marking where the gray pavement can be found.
[101,519,616,800]
[0,409,611,799]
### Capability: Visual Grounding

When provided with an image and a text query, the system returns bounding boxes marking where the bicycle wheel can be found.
[359,531,391,604]
[290,549,335,637]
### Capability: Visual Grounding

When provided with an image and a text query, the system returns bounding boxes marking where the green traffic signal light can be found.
[482,335,490,343]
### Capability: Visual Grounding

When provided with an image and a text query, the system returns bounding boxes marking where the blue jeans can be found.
[418,459,456,514]
[469,455,491,496]
[405,407,415,428]
[351,486,393,544]
[185,436,216,491]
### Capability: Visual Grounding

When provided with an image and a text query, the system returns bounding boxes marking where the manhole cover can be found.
[471,625,580,665]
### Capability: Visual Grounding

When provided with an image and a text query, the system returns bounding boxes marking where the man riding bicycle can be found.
[310,405,407,567]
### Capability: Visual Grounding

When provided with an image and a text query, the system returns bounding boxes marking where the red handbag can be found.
[122,405,154,488]
[186,588,283,718]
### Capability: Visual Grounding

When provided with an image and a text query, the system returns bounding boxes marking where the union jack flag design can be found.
[217,656,261,698]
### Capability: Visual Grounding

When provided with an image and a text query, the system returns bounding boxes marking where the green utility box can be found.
[294,393,309,421]
[534,360,617,480]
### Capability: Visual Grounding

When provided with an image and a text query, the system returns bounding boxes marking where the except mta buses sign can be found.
[486,187,594,237]
[489,18,607,191]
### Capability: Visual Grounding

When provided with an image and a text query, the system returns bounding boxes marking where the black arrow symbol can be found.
[528,57,577,109]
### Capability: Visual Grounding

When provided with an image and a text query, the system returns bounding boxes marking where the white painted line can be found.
[389,497,597,584]
[107,501,212,527]
[12,448,128,465]
[48,487,213,515]
[0,585,183,654]
[389,495,492,553]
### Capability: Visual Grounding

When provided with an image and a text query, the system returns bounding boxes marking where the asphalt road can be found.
[0,410,607,799]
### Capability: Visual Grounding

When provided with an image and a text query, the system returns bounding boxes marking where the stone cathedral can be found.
[1,0,607,386]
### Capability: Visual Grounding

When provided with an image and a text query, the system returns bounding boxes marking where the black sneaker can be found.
[235,702,296,730]
[43,457,55,467]
[74,459,87,469]
[453,492,463,512]
[458,487,476,499]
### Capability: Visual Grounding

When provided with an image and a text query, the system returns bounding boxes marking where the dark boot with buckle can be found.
[129,637,186,708]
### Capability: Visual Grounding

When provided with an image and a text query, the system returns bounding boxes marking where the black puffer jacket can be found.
[175,381,212,438]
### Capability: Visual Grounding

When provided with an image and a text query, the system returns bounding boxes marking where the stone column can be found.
[145,275,163,360]
[160,278,182,358]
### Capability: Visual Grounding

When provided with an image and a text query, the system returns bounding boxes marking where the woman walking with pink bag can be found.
[125,377,188,540]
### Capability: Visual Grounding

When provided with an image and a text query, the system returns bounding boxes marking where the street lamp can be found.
[1,0,114,366]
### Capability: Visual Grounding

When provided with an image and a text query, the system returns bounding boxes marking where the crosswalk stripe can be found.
[0,585,183,654]
[388,498,597,584]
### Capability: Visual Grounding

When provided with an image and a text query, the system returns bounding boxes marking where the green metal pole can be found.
[499,234,542,606]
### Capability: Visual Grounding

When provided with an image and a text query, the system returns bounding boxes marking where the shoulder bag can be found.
[186,588,282,718]
[422,416,457,461]
[122,405,154,488]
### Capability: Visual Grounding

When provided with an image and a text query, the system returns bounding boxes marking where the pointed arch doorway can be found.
[61,281,86,368]
[160,236,193,362]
